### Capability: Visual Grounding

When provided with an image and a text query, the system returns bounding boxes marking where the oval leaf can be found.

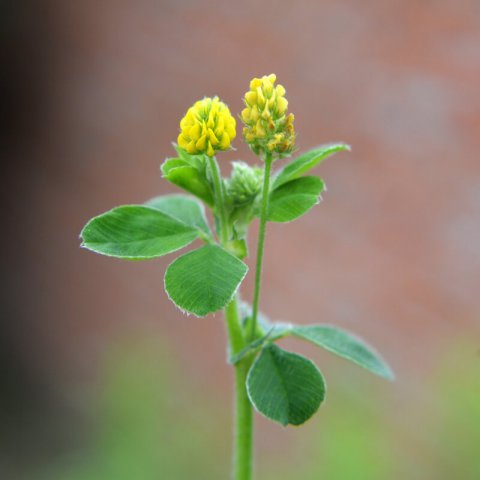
[273,143,350,189]
[80,205,199,259]
[247,344,326,426]
[161,157,189,175]
[162,164,214,206]
[145,194,210,234]
[292,325,394,380]
[268,176,325,223]
[164,245,248,316]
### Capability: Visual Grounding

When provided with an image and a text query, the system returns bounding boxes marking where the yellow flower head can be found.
[178,97,236,157]
[241,74,295,158]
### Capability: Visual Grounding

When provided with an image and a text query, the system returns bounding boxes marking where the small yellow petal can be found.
[207,112,215,128]
[219,132,230,150]
[276,96,288,114]
[250,78,262,90]
[201,121,208,136]
[262,77,274,96]
[268,94,276,109]
[206,142,215,157]
[256,120,266,138]
[196,135,207,151]
[186,140,197,154]
[189,124,201,140]
[245,91,257,105]
[226,120,236,139]
[275,84,286,97]
[286,113,295,133]
[250,105,259,122]
[261,104,271,120]
[256,87,266,107]
[178,134,189,149]
[208,128,219,146]
[215,115,225,136]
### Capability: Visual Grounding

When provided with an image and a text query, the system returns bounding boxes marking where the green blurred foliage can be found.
[257,374,394,480]
[40,336,479,480]
[45,338,230,480]
[428,337,480,480]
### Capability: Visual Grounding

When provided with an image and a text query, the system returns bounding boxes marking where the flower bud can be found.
[227,161,263,205]
[241,74,295,158]
[178,97,236,157]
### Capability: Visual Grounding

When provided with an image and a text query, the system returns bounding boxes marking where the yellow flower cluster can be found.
[178,97,236,157]
[241,74,295,157]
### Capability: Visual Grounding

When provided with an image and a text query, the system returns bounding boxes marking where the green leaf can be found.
[267,176,325,222]
[247,344,326,426]
[273,143,350,189]
[161,157,189,175]
[163,166,214,207]
[161,157,214,207]
[145,194,210,234]
[292,325,394,380]
[164,245,248,316]
[80,206,199,259]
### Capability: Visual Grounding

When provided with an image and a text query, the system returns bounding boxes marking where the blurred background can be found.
[2,1,479,479]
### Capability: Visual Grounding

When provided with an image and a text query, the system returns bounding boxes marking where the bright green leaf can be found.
[161,158,189,175]
[268,176,325,222]
[162,162,214,207]
[164,245,248,316]
[80,206,199,260]
[247,344,326,426]
[273,143,350,189]
[145,194,210,234]
[292,325,394,380]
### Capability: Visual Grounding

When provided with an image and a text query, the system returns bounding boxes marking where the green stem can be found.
[225,296,245,355]
[209,155,253,479]
[225,297,254,480]
[233,357,254,480]
[250,152,273,340]
[208,156,229,244]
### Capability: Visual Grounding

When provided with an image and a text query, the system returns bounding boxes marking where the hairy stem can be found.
[250,152,273,340]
